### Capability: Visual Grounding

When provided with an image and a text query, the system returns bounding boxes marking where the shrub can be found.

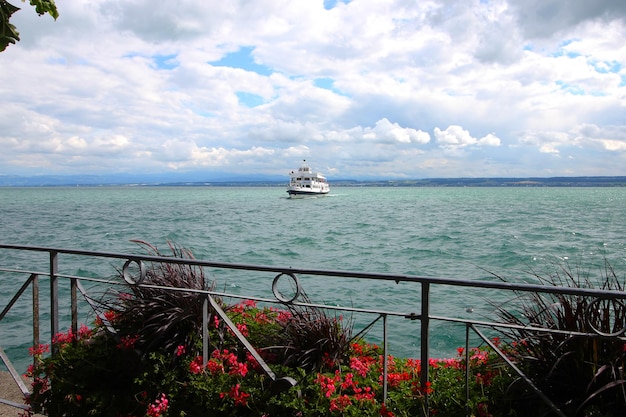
[26,325,145,417]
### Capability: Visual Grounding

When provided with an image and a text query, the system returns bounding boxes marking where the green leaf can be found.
[28,0,58,19]
[0,1,21,51]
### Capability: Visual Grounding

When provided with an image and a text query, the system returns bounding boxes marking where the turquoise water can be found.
[1,186,626,371]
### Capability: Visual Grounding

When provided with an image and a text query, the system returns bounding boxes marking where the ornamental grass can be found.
[493,260,626,416]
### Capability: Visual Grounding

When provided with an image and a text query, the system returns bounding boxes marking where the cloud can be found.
[364,119,431,145]
[510,0,626,39]
[434,126,501,149]
[0,0,625,179]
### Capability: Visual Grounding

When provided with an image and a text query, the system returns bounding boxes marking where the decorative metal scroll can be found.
[272,272,301,304]
[585,297,626,337]
[122,259,146,285]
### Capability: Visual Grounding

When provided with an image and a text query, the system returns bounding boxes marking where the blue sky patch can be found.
[153,54,179,70]
[314,78,334,90]
[556,80,585,95]
[589,59,621,74]
[314,77,351,97]
[323,0,351,10]
[236,92,265,108]
[211,46,273,76]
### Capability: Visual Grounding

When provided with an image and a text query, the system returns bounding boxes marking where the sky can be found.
[1,0,626,180]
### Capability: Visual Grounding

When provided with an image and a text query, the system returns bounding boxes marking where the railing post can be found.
[421,282,430,414]
[382,313,388,402]
[33,274,40,367]
[465,324,470,417]
[50,251,59,354]
[202,296,209,367]
[71,278,78,338]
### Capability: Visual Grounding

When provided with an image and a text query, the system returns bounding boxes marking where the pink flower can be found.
[77,324,92,340]
[176,345,186,357]
[350,356,371,378]
[276,310,292,323]
[236,323,249,337]
[146,393,168,417]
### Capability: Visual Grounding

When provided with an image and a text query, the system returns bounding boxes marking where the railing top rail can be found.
[2,243,625,300]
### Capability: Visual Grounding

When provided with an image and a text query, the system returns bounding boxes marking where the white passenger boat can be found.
[287,160,330,197]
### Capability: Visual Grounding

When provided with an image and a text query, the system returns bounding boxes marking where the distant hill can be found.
[337,177,626,187]
[0,174,625,187]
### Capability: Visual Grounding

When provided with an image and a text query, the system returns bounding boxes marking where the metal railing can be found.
[1,243,625,416]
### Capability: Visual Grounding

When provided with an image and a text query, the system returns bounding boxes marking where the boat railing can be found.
[1,243,625,416]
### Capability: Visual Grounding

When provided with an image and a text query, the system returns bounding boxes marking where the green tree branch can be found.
[1,0,58,52]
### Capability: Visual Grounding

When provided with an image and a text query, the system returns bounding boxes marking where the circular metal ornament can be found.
[122,259,146,285]
[585,297,626,337]
[272,272,301,304]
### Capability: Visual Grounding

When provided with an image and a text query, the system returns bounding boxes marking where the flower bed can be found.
[25,299,514,417]
[23,245,626,416]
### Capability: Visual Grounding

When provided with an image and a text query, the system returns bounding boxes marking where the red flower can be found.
[245,351,263,372]
[117,334,139,350]
[380,403,395,417]
[206,359,225,375]
[229,361,248,377]
[477,402,492,417]
[28,343,50,357]
[52,330,75,346]
[315,373,337,398]
[221,384,250,407]
[329,394,351,412]
[383,371,410,388]
[189,356,204,374]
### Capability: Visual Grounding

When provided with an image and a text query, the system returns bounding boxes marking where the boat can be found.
[287,160,330,197]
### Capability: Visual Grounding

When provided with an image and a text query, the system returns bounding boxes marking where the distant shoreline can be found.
[1,176,626,188]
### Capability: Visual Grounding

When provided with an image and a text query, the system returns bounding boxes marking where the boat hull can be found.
[287,189,329,197]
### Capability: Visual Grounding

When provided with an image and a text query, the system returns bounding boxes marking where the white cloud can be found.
[434,125,499,149]
[0,0,625,178]
[364,119,431,144]
[478,133,502,147]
